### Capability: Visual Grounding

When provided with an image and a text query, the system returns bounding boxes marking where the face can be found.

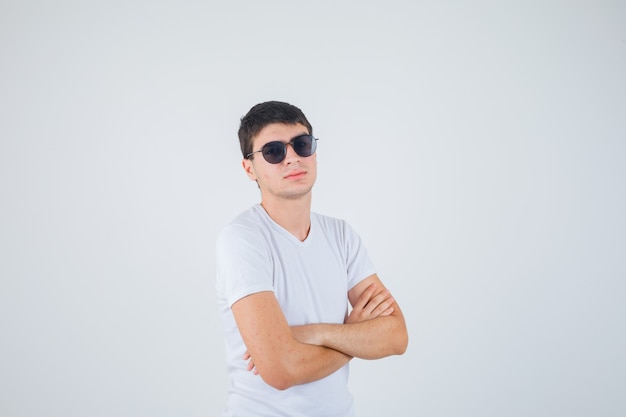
[242,123,317,202]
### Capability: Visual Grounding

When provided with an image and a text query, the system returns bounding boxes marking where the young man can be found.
[216,101,408,417]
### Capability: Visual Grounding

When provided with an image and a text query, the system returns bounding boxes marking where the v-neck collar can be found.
[255,204,314,246]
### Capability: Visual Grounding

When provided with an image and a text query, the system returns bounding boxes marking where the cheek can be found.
[258,167,278,183]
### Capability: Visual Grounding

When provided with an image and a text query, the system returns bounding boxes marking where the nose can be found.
[283,142,300,163]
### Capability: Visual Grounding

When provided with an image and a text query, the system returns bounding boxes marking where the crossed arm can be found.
[231,274,408,390]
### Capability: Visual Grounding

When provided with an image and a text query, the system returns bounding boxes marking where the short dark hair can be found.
[238,101,313,159]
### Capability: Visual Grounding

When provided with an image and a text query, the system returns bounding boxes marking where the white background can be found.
[1,1,625,416]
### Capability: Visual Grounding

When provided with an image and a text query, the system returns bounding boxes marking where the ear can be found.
[242,158,258,182]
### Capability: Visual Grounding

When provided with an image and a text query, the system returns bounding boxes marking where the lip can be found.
[284,170,306,180]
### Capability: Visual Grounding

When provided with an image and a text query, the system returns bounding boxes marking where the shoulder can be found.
[312,211,345,229]
[228,204,266,228]
[217,205,269,249]
[311,212,354,235]
[312,211,359,239]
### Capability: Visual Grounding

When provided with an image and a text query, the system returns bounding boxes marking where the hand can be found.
[345,284,395,324]
[243,351,259,375]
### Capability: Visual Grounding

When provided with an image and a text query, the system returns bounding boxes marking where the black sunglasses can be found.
[246,134,318,164]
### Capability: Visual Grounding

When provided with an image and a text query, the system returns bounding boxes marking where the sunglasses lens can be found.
[259,135,317,164]
[262,142,286,164]
[292,135,316,157]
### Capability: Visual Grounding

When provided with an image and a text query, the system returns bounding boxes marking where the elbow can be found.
[262,374,294,391]
[257,364,298,391]
[366,329,408,359]
[263,378,291,391]
[251,341,306,390]
[394,329,409,356]
[396,336,408,355]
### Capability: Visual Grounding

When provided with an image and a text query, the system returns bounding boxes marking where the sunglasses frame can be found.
[246,134,318,164]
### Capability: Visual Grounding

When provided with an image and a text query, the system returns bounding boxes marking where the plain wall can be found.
[1,1,625,416]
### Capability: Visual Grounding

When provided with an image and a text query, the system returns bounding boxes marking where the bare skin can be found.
[244,279,403,374]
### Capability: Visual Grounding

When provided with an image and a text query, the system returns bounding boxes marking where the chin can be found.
[280,185,314,200]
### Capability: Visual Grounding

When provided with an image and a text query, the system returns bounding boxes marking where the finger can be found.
[378,306,394,317]
[372,296,395,316]
[355,284,378,310]
[356,284,378,308]
[364,289,391,313]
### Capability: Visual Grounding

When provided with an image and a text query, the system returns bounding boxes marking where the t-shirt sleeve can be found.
[343,221,377,291]
[216,224,274,307]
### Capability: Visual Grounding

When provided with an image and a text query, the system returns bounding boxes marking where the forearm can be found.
[244,332,351,389]
[234,291,351,390]
[293,316,408,360]
[277,342,352,387]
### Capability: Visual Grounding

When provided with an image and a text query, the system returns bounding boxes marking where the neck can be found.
[260,194,312,242]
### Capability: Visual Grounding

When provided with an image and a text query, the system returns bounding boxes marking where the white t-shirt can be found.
[216,204,376,417]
